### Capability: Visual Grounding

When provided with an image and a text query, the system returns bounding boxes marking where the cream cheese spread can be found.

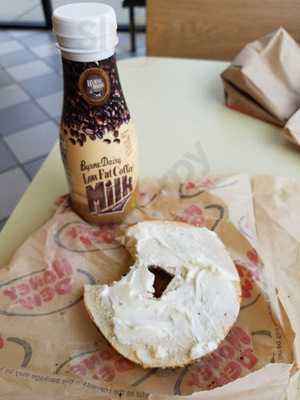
[84,221,241,368]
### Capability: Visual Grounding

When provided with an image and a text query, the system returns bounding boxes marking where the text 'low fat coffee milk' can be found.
[53,3,138,224]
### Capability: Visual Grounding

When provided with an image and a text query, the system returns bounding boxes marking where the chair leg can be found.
[129,6,136,53]
[41,0,53,29]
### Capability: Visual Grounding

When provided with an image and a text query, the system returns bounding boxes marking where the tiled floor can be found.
[0,29,145,231]
[1,0,146,26]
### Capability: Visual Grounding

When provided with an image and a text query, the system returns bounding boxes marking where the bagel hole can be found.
[148,266,174,298]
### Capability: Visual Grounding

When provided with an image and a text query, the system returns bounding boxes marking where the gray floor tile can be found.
[0,167,30,220]
[19,32,55,47]
[0,40,23,55]
[0,84,29,109]
[23,156,46,179]
[36,92,63,119]
[0,101,49,136]
[1,0,40,24]
[17,1,45,23]
[43,54,62,71]
[117,33,145,54]
[10,30,34,38]
[0,140,17,173]
[4,121,58,163]
[0,48,37,68]
[117,52,133,61]
[0,218,7,232]
[136,46,146,57]
[30,42,58,58]
[21,72,62,98]
[117,33,133,54]
[0,69,13,87]
[0,31,11,41]
[7,60,53,82]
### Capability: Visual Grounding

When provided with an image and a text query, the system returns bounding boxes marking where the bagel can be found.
[84,221,241,368]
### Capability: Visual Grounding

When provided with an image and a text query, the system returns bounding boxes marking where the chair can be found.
[122,0,146,53]
[147,0,300,60]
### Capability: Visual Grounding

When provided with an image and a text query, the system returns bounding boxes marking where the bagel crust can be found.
[84,221,241,369]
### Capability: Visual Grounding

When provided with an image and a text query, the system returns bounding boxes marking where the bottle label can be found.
[60,55,138,219]
[61,120,137,215]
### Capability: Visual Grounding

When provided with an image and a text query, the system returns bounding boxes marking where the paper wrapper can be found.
[0,175,299,399]
[283,109,300,146]
[222,28,300,146]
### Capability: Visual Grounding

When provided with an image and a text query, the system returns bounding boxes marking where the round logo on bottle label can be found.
[79,67,111,106]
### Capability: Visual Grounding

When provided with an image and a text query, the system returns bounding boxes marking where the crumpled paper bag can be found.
[221,28,300,146]
[0,175,298,399]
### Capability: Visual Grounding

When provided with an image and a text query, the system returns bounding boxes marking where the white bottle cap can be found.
[52,2,118,61]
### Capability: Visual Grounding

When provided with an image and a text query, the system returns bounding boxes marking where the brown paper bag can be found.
[283,109,300,146]
[222,28,300,128]
[0,175,298,399]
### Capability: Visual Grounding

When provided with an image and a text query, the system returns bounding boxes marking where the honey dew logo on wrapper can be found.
[53,3,138,225]
[0,257,96,316]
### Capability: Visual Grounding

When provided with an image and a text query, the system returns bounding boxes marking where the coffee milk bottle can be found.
[53,3,138,224]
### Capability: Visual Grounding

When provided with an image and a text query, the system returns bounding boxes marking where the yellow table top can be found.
[1,56,300,265]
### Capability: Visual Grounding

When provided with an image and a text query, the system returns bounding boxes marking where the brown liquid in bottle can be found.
[59,54,138,224]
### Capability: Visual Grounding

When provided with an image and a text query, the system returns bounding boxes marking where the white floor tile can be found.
[10,30,34,38]
[0,40,23,55]
[2,1,145,26]
[4,121,58,163]
[0,168,30,220]
[0,0,39,22]
[30,43,58,58]
[36,92,63,119]
[51,0,146,25]
[16,4,44,23]
[0,84,29,110]
[7,60,53,82]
